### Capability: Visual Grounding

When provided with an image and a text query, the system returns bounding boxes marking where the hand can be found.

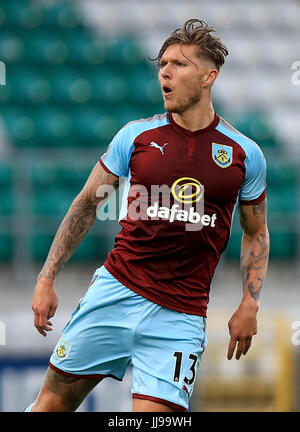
[227,303,258,360]
[32,279,58,337]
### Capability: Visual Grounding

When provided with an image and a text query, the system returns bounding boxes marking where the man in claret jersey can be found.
[25,19,269,412]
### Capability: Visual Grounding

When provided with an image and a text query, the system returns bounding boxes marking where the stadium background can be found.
[0,0,299,412]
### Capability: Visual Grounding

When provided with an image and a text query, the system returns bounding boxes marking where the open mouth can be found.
[163,85,172,95]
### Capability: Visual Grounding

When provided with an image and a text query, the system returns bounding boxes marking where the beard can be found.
[165,86,203,114]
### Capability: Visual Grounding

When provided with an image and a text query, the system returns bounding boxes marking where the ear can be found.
[202,69,219,88]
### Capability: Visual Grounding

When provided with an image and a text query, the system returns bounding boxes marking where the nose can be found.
[159,63,172,79]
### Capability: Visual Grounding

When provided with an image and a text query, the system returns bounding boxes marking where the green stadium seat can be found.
[64,32,107,65]
[105,36,147,66]
[269,229,298,260]
[0,190,14,215]
[127,68,162,104]
[30,231,110,262]
[0,82,11,104]
[3,2,43,30]
[0,31,25,63]
[93,114,119,142]
[0,106,37,146]
[31,163,90,189]
[31,188,74,216]
[266,159,298,215]
[0,160,13,184]
[71,106,118,146]
[45,68,80,103]
[33,107,74,145]
[0,233,13,261]
[225,227,298,261]
[25,31,69,64]
[72,233,111,262]
[267,160,298,186]
[267,187,298,214]
[30,163,92,215]
[31,163,59,186]
[30,232,52,261]
[55,165,90,188]
[40,3,82,30]
[8,68,51,104]
[89,71,129,105]
[0,162,13,216]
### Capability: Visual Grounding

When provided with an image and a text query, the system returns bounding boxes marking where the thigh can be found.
[32,367,102,412]
[49,266,136,380]
[132,307,208,411]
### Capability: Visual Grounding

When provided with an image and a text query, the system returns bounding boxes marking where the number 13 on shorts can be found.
[173,351,199,386]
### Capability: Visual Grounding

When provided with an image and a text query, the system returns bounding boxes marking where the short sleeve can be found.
[99,125,134,178]
[239,144,267,204]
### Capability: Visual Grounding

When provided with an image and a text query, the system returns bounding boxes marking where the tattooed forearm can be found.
[241,231,269,301]
[248,278,264,301]
[239,201,269,303]
[241,233,268,278]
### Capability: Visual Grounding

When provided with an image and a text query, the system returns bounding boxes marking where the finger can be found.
[38,309,49,329]
[45,320,53,331]
[35,321,47,337]
[38,320,53,334]
[33,307,40,329]
[32,305,47,336]
[33,309,46,336]
[42,320,53,330]
[243,337,252,356]
[236,340,246,360]
[227,337,237,360]
[48,304,57,319]
[36,309,51,337]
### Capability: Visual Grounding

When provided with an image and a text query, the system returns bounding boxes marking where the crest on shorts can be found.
[212,143,233,168]
[55,338,72,361]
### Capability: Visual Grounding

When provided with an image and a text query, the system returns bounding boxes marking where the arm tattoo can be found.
[240,201,269,302]
[241,232,269,301]
[239,200,267,234]
[253,201,266,221]
[248,278,264,301]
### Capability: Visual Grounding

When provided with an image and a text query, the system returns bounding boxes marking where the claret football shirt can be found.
[99,112,266,316]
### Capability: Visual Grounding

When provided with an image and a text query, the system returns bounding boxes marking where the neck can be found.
[171,97,215,132]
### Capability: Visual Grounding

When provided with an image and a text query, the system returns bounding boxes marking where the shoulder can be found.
[216,116,264,161]
[116,113,170,141]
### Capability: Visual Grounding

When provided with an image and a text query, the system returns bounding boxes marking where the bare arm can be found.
[239,199,269,307]
[227,198,269,359]
[32,163,119,336]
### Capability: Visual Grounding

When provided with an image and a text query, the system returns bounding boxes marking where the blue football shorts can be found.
[49,265,208,411]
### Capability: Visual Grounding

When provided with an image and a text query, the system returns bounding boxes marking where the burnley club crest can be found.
[212,143,233,168]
